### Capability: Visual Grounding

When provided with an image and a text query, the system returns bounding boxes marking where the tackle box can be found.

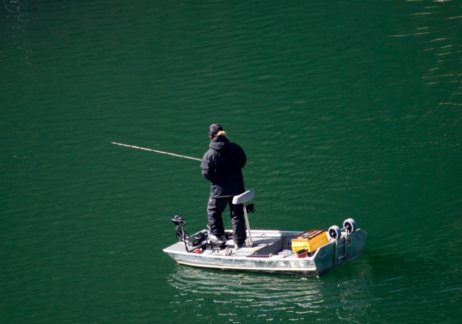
[291,230,329,253]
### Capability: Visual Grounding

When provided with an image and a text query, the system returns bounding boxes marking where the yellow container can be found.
[291,230,329,253]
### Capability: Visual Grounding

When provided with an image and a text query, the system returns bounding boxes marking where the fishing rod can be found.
[111,141,202,162]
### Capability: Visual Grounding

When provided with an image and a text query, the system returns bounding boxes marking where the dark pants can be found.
[207,196,247,246]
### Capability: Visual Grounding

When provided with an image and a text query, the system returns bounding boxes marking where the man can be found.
[201,123,247,249]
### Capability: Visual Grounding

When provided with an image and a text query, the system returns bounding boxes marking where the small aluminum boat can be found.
[163,190,367,276]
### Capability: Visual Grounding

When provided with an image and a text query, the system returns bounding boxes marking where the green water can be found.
[1,0,461,322]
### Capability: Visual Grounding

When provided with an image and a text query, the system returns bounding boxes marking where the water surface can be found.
[1,0,461,322]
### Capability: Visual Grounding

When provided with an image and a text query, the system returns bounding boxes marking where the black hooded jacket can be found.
[201,136,246,198]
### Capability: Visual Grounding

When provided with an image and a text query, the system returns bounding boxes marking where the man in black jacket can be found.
[201,123,247,248]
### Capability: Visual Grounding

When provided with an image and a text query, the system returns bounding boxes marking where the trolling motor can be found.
[171,215,187,241]
[171,215,208,252]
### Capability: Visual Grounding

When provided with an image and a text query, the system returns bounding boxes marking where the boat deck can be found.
[165,229,305,258]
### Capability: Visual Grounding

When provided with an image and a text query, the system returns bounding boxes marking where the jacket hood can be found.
[209,136,229,152]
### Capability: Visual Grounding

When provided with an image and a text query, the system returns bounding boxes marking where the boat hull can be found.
[163,229,367,276]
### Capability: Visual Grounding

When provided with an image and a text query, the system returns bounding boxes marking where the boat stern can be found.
[314,229,368,275]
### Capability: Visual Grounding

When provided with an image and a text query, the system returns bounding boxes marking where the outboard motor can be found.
[171,215,208,252]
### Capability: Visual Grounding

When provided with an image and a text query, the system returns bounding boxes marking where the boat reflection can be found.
[167,265,326,321]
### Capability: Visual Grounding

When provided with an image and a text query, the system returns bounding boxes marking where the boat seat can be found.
[232,190,254,205]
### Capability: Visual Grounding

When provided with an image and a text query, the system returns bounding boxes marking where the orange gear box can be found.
[291,230,329,253]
